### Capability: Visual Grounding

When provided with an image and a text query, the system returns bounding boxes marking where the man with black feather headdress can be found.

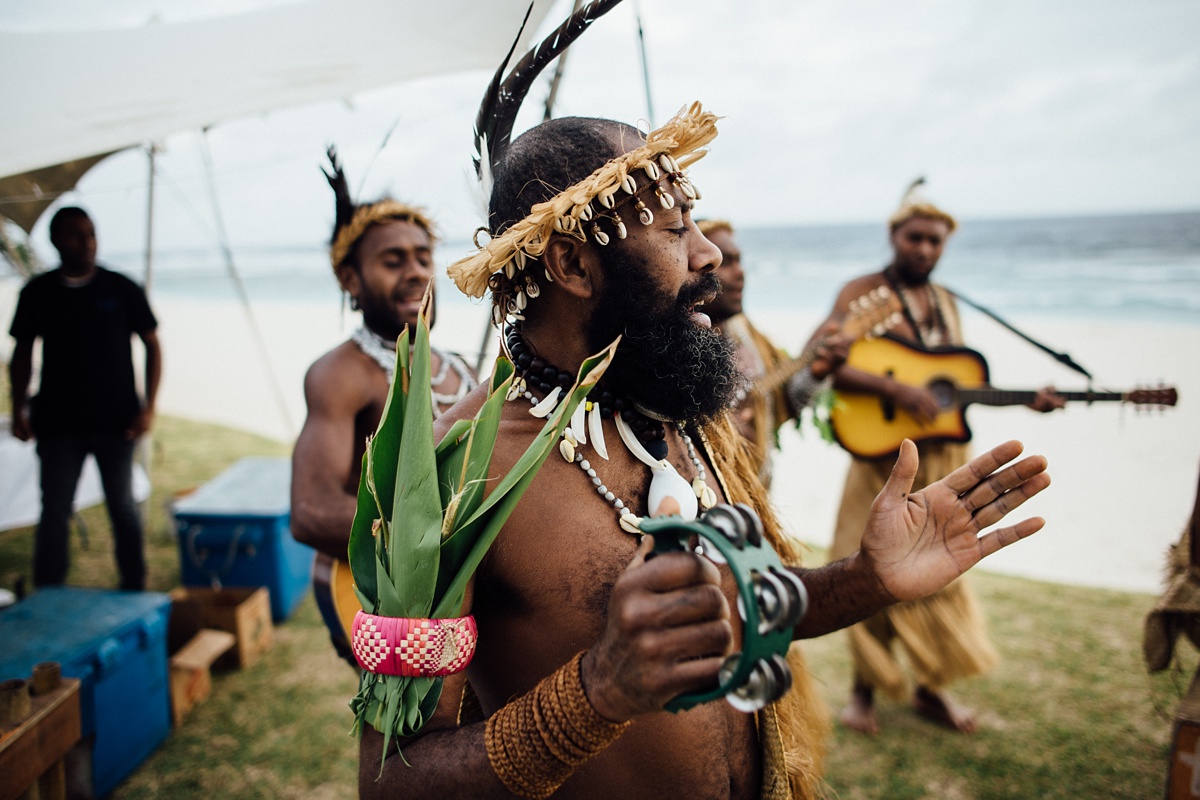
[352,3,1053,798]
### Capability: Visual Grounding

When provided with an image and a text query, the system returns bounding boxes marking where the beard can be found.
[584,247,740,426]
[357,281,437,342]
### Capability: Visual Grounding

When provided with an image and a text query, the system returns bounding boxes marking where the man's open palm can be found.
[859,439,1051,603]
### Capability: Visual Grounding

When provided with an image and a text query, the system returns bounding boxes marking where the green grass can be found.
[0,412,1189,798]
[803,567,1192,799]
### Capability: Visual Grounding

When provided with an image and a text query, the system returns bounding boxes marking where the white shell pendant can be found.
[571,401,588,445]
[588,402,608,460]
[529,386,562,418]
[648,462,698,521]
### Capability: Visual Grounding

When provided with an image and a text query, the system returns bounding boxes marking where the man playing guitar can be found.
[812,180,1063,736]
[290,150,477,664]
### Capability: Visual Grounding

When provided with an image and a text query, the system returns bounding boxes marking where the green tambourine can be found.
[639,503,808,713]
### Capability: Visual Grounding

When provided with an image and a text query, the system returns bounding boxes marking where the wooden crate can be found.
[169,586,273,670]
[169,629,236,726]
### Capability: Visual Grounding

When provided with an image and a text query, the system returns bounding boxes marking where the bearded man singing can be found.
[353,11,1053,795]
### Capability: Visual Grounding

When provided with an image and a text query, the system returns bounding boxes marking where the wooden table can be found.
[0,678,81,800]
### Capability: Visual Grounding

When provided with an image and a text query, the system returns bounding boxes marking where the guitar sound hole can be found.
[928,379,957,411]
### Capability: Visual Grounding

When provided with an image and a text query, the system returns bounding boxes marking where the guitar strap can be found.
[943,286,1095,380]
[882,269,946,348]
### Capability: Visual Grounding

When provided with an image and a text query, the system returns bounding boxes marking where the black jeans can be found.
[34,432,145,590]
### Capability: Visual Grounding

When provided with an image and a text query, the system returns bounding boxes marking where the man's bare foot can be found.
[839,684,879,735]
[912,686,977,733]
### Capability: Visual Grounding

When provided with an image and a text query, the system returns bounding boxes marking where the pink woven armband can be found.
[351,611,478,677]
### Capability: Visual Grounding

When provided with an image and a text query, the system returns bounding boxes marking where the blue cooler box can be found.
[173,456,313,622]
[0,587,172,797]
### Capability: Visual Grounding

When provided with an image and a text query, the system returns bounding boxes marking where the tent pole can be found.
[138,142,158,528]
[198,130,297,439]
[633,0,655,126]
[543,0,585,122]
[143,144,157,292]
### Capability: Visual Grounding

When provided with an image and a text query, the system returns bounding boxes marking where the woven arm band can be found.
[485,651,632,799]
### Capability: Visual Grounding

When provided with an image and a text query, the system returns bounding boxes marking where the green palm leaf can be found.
[348,297,618,751]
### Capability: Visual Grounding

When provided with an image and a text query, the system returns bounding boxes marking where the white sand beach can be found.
[3,286,1196,595]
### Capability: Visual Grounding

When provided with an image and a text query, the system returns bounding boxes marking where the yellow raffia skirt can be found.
[830,442,998,700]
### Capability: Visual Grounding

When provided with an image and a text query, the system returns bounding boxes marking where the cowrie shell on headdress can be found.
[643,162,661,181]
[598,189,616,209]
[621,174,638,195]
[492,304,505,326]
[615,218,628,239]
[526,281,540,299]
[692,183,702,200]
[592,224,610,246]
[515,290,527,310]
[544,268,555,283]
[658,154,674,173]
[679,178,697,200]
[515,249,527,270]
[504,260,516,279]
[579,204,594,222]
[656,187,675,210]
[637,202,654,226]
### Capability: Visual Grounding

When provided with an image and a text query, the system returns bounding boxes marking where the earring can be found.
[349,294,360,311]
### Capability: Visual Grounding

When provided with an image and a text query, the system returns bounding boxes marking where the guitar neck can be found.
[961,388,1127,407]
[754,344,819,397]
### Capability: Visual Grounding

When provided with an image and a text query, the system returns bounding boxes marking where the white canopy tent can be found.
[0,0,557,182]
[0,0,563,483]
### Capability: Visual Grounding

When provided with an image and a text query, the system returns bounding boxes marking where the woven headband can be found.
[329,200,438,273]
[447,102,719,319]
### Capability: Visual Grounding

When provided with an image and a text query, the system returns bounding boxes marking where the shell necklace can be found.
[350,326,476,408]
[503,328,717,534]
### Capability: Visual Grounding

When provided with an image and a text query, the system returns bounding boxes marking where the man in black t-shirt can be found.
[8,206,162,590]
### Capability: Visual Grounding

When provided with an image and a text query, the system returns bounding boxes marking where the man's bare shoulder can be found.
[435,380,555,468]
[303,341,381,409]
[840,271,888,296]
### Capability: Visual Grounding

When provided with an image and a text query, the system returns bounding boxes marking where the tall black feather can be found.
[473,0,627,181]
[322,145,356,245]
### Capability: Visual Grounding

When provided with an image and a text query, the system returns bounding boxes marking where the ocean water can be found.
[65,209,1200,325]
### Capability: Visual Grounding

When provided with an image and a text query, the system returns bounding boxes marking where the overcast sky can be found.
[4,0,1199,258]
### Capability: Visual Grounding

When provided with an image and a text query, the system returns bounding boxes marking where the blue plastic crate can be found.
[172,456,313,622]
[0,587,172,797]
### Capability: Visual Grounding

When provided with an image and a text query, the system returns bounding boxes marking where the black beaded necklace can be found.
[882,266,947,348]
[503,326,669,457]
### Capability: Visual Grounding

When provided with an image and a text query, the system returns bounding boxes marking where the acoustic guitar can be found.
[312,552,360,653]
[831,334,1179,459]
[751,286,904,397]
